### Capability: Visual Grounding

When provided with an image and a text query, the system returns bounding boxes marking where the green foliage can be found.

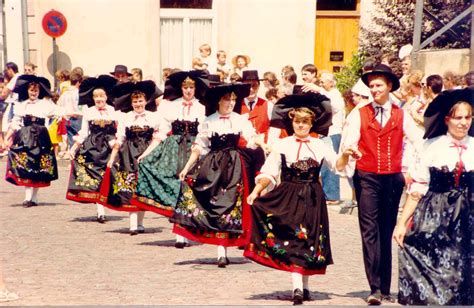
[335,52,365,94]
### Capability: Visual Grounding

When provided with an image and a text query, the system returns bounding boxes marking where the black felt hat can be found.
[110,64,132,76]
[423,86,474,139]
[203,82,251,116]
[112,80,162,112]
[78,75,118,107]
[361,63,400,92]
[13,74,52,101]
[270,92,333,136]
[208,74,222,86]
[241,70,264,82]
[163,70,210,101]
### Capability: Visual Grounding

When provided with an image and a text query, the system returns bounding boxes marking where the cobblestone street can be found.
[0,158,399,306]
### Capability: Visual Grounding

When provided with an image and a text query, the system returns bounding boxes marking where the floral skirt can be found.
[244,181,332,275]
[132,135,195,217]
[398,189,472,305]
[66,131,114,203]
[6,125,58,187]
[170,148,251,247]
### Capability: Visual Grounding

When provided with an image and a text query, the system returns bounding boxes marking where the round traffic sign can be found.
[42,10,67,38]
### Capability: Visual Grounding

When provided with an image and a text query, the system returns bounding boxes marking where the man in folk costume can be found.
[239,70,272,189]
[340,64,423,305]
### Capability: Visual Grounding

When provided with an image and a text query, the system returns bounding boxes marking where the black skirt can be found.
[66,121,116,203]
[6,115,58,187]
[98,126,153,212]
[244,155,333,275]
[398,168,473,305]
[171,133,252,247]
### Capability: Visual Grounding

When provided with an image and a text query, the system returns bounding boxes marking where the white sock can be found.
[176,234,185,243]
[96,203,105,217]
[303,275,309,290]
[291,272,303,291]
[24,187,33,201]
[217,245,227,259]
[31,188,39,203]
[137,211,145,226]
[129,212,138,230]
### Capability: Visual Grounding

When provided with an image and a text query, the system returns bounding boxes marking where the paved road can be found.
[0,158,399,306]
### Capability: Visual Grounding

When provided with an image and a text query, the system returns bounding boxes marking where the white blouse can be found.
[193,111,257,155]
[409,134,474,195]
[73,105,119,144]
[156,97,206,141]
[10,98,64,131]
[256,135,344,190]
[114,110,161,146]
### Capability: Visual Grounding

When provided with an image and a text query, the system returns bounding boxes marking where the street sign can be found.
[42,10,67,38]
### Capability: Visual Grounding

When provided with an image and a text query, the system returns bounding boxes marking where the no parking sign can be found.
[42,10,67,38]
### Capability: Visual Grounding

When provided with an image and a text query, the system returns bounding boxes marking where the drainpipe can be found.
[1,0,7,64]
[20,0,28,63]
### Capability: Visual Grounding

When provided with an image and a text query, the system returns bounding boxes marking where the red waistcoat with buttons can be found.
[356,104,404,174]
[240,97,270,142]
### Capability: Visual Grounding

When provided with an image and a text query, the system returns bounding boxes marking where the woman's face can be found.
[292,116,312,138]
[302,70,316,83]
[93,89,107,108]
[237,57,246,69]
[218,94,236,115]
[28,84,39,100]
[182,85,195,101]
[132,95,146,113]
[401,57,412,75]
[445,103,472,140]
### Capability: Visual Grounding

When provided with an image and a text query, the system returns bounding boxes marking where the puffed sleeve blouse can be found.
[9,98,64,131]
[114,110,161,146]
[73,104,120,145]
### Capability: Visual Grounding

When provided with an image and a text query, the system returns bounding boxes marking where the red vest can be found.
[241,97,270,142]
[356,104,404,174]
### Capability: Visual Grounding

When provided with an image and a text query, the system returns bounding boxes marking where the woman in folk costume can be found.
[3,75,63,207]
[131,70,208,246]
[244,92,357,305]
[393,87,473,306]
[66,75,118,223]
[172,82,256,267]
[98,80,162,235]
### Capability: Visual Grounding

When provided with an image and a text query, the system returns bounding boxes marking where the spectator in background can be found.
[443,70,463,90]
[301,63,318,84]
[192,57,206,71]
[1,62,20,156]
[197,43,213,71]
[71,66,84,77]
[463,70,474,87]
[131,68,143,82]
[57,72,82,149]
[56,69,71,95]
[216,50,231,81]
[260,71,279,98]
[110,64,131,84]
[231,54,250,77]
[280,65,295,88]
[265,87,279,104]
[229,72,243,83]
[23,62,37,75]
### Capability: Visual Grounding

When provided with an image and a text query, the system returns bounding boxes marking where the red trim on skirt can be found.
[172,223,249,247]
[66,191,100,203]
[130,196,174,217]
[5,170,50,187]
[244,245,326,275]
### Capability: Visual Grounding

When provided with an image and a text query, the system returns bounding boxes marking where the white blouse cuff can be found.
[255,173,276,192]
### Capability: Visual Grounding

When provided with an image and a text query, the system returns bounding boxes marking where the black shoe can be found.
[97,215,106,224]
[30,201,38,207]
[217,257,230,268]
[381,294,395,303]
[22,200,32,208]
[303,289,311,301]
[137,225,145,234]
[366,290,382,305]
[130,230,138,236]
[292,288,304,305]
[175,241,186,249]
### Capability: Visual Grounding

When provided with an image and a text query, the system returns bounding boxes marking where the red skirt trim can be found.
[66,190,99,203]
[244,244,326,275]
[172,223,250,247]
[130,196,174,217]
[5,170,51,188]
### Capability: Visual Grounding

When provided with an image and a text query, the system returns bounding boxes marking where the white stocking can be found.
[217,245,227,259]
[24,187,33,201]
[303,275,309,290]
[96,203,105,217]
[31,187,39,203]
[291,272,303,291]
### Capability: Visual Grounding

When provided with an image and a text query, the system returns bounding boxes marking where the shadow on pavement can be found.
[137,239,201,247]
[248,289,368,302]
[69,215,124,222]
[174,257,251,266]
[105,227,164,234]
[10,202,61,207]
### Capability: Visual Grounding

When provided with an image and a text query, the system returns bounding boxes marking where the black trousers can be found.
[353,170,405,295]
[238,147,265,191]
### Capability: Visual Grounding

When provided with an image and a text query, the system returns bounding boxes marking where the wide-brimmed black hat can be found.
[208,74,222,86]
[112,80,163,112]
[163,70,210,101]
[13,74,52,101]
[203,82,251,116]
[270,92,333,136]
[110,64,132,76]
[423,86,474,139]
[361,63,400,92]
[79,75,118,107]
[241,70,264,82]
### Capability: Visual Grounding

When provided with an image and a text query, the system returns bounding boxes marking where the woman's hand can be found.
[343,147,362,160]
[301,83,323,93]
[137,154,147,163]
[106,159,115,168]
[393,224,408,249]
[246,191,259,205]
[178,168,189,181]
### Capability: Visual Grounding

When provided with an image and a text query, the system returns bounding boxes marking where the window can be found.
[317,0,357,11]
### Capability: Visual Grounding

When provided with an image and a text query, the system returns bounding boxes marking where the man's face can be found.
[24,65,35,75]
[368,75,391,104]
[115,72,129,83]
[301,70,316,83]
[246,81,259,100]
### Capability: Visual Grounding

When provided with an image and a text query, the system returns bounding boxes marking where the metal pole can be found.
[52,37,57,91]
[412,0,424,70]
[1,0,7,65]
[20,0,28,64]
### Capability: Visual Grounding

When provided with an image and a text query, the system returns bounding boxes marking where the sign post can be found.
[42,10,67,90]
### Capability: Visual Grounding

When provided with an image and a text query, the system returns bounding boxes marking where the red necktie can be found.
[296,138,314,161]
[135,113,146,120]
[219,115,231,128]
[450,142,467,186]
[182,101,193,117]
[97,107,108,115]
